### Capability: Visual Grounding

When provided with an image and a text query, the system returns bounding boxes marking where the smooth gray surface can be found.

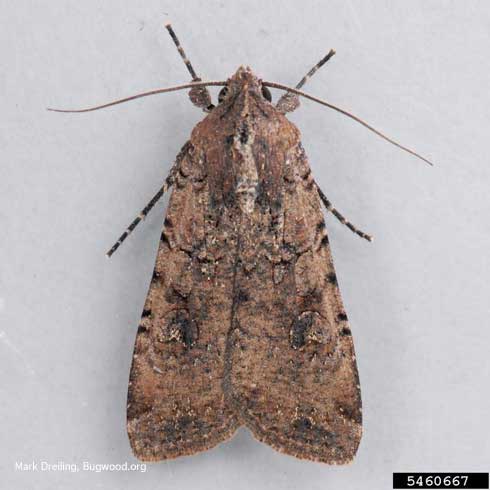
[2,1,489,489]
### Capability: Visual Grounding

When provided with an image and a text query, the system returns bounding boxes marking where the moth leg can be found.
[106,141,192,258]
[106,175,174,257]
[164,23,215,112]
[316,183,373,242]
[276,49,335,114]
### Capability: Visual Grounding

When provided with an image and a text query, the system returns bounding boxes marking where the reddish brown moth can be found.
[49,24,432,464]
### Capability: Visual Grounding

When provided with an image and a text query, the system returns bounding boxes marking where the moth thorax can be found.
[233,125,258,214]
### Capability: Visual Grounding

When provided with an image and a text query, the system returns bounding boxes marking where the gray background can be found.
[2,1,489,489]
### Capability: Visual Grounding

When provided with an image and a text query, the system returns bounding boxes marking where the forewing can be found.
[224,144,362,464]
[127,145,239,461]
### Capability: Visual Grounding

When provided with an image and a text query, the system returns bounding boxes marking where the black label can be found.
[393,473,489,489]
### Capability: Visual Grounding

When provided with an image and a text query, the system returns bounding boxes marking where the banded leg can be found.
[276,49,336,114]
[164,23,214,112]
[316,183,373,242]
[106,175,174,258]
[106,141,191,257]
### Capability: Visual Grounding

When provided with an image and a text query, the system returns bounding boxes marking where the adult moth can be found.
[50,24,432,464]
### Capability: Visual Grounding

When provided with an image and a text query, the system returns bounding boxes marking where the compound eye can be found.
[261,85,272,102]
[218,86,229,103]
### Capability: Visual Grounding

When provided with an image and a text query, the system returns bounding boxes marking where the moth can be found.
[50,24,432,464]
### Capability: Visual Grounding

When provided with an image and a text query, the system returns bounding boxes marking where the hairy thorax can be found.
[190,85,301,214]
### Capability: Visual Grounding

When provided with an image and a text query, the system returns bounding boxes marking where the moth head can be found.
[218,66,272,105]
